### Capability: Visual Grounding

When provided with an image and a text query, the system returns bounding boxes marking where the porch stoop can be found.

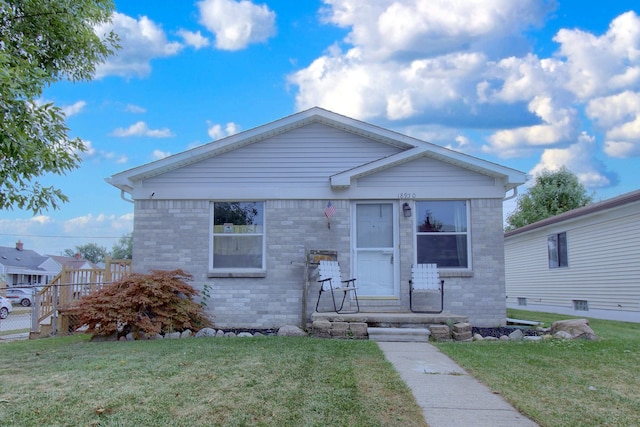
[310,311,469,342]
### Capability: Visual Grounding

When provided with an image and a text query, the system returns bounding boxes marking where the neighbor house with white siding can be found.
[107,107,527,329]
[505,189,640,322]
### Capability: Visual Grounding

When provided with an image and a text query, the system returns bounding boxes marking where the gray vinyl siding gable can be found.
[144,123,402,188]
[505,202,640,315]
[356,156,496,188]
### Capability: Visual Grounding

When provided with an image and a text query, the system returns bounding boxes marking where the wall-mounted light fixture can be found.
[402,202,412,218]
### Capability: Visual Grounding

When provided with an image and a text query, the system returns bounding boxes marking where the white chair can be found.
[409,263,444,313]
[315,260,359,313]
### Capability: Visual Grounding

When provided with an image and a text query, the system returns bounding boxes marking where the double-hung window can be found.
[211,202,265,272]
[416,200,469,268]
[548,232,568,268]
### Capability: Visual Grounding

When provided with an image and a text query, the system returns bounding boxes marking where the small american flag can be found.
[325,201,336,218]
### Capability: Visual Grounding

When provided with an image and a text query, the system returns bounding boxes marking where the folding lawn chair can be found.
[315,260,359,313]
[409,263,444,313]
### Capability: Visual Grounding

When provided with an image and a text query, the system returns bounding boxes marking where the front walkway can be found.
[377,341,539,427]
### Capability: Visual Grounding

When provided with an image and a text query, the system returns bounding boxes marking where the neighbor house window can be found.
[211,202,264,270]
[416,200,469,268]
[548,232,568,268]
[518,297,527,306]
[573,300,589,311]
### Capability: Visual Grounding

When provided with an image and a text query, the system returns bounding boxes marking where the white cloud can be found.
[197,0,276,51]
[483,96,578,157]
[152,149,171,160]
[529,133,618,189]
[125,104,147,114]
[63,213,134,234]
[95,12,183,78]
[320,0,551,61]
[178,29,211,49]
[553,11,640,100]
[62,101,87,117]
[111,121,175,138]
[207,121,241,140]
[83,142,128,165]
[586,91,640,158]
[0,214,133,257]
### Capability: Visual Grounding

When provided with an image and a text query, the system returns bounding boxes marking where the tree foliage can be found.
[111,233,132,260]
[0,0,118,213]
[63,242,108,264]
[505,167,593,231]
[67,269,213,338]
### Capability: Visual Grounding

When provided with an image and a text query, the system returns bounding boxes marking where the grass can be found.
[0,335,427,427]
[435,309,640,427]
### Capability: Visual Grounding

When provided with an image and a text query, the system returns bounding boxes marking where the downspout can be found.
[503,186,518,201]
[120,189,134,204]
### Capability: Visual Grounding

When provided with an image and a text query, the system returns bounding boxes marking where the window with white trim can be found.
[211,202,264,271]
[548,232,568,268]
[416,200,469,268]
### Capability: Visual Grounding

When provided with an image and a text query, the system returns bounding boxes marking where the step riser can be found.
[368,327,431,343]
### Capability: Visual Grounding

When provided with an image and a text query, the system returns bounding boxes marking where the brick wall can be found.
[133,199,351,329]
[132,198,506,328]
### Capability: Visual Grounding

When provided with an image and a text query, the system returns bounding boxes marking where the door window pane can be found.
[356,204,393,248]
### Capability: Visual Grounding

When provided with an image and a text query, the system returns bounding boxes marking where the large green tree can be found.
[111,233,132,260]
[505,167,593,231]
[0,0,118,213]
[64,243,108,264]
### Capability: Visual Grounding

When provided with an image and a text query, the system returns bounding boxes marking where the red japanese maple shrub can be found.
[68,269,212,338]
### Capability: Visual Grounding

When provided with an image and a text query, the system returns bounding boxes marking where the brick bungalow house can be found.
[107,107,526,328]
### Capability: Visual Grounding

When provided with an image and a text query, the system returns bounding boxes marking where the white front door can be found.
[353,202,398,297]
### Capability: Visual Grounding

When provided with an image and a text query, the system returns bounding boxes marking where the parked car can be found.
[6,288,34,307]
[0,296,12,319]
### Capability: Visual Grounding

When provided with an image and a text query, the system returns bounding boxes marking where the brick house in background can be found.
[107,108,526,328]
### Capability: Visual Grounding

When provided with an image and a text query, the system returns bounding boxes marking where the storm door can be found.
[353,202,398,297]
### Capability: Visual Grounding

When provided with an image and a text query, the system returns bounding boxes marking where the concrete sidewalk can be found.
[377,341,539,427]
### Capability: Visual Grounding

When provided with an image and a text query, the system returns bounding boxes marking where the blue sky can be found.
[1,0,639,256]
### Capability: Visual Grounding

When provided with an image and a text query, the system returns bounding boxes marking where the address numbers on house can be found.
[398,193,416,199]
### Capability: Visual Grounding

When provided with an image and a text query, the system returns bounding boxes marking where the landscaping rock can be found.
[452,330,472,341]
[428,324,451,341]
[508,329,524,341]
[553,330,573,339]
[195,328,216,338]
[330,322,349,337]
[550,318,598,340]
[453,322,472,333]
[238,332,253,338]
[472,333,484,341]
[311,320,332,338]
[224,331,237,338]
[165,332,181,339]
[349,322,368,338]
[180,330,192,338]
[277,325,307,337]
[216,329,225,337]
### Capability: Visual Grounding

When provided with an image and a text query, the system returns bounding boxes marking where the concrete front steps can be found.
[368,327,431,342]
[310,311,468,342]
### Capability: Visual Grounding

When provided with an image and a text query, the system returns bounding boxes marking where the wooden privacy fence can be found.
[32,258,132,338]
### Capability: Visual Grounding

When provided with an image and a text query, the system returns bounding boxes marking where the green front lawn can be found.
[436,309,640,427]
[0,336,427,427]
